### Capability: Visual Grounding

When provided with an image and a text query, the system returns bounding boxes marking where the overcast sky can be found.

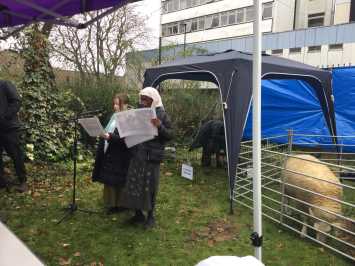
[134,0,161,50]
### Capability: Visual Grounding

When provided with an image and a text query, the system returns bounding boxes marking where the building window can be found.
[162,2,168,13]
[191,19,198,32]
[221,12,228,26]
[329,44,343,50]
[228,10,236,24]
[272,49,283,55]
[308,45,321,52]
[163,0,222,13]
[192,0,199,6]
[161,2,273,36]
[212,14,220,28]
[186,0,192,8]
[167,1,173,13]
[162,25,167,37]
[308,12,325,27]
[289,47,301,53]
[180,0,187,9]
[262,2,273,19]
[179,22,186,34]
[198,17,205,30]
[236,8,245,24]
[173,0,179,11]
[205,15,213,29]
[245,6,255,22]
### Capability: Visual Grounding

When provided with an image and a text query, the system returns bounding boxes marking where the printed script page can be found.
[78,116,105,137]
[124,135,155,148]
[116,108,157,138]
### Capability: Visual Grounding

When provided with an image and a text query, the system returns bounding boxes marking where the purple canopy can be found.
[0,0,140,29]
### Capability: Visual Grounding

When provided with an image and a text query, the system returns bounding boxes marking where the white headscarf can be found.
[139,87,163,108]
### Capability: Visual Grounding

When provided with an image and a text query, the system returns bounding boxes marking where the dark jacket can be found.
[0,80,21,132]
[133,107,173,163]
[92,128,131,186]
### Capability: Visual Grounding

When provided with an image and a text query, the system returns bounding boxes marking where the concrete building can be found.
[155,0,355,67]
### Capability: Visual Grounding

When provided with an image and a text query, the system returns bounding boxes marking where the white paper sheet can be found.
[124,134,155,148]
[78,116,105,137]
[116,108,157,138]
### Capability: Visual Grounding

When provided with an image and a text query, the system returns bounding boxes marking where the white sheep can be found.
[281,154,343,242]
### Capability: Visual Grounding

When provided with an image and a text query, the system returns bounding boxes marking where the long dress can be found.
[120,107,173,211]
[92,113,131,208]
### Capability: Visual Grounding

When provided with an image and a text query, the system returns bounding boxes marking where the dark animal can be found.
[190,120,226,168]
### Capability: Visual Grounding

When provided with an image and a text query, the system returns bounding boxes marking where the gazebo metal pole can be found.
[252,0,263,261]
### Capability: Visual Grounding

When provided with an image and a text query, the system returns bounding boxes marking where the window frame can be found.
[308,12,325,27]
[328,43,343,50]
[308,45,322,52]
[262,2,273,20]
[272,49,283,55]
[289,47,302,53]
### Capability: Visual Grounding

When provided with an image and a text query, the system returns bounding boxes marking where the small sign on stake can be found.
[181,163,193,180]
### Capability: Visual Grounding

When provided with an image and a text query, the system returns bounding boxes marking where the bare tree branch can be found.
[50,5,150,80]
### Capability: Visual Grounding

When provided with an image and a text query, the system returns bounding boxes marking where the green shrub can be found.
[162,85,223,144]
[19,27,79,162]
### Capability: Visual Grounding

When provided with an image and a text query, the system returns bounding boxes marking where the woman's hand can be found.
[100,133,111,140]
[151,118,161,128]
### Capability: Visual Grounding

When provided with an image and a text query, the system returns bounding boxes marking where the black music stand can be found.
[57,110,102,224]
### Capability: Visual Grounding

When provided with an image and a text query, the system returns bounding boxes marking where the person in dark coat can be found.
[0,80,27,192]
[120,87,173,229]
[190,120,226,168]
[92,94,131,214]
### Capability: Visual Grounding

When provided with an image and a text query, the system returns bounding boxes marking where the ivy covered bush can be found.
[19,26,81,162]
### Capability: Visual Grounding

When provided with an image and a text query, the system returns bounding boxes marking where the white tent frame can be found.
[252,0,263,261]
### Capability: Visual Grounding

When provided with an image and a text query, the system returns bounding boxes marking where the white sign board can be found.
[181,163,193,180]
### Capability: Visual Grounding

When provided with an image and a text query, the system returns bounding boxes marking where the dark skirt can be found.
[120,150,160,212]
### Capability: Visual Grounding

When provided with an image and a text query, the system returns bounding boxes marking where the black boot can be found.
[14,182,28,193]
[127,210,145,225]
[144,211,156,229]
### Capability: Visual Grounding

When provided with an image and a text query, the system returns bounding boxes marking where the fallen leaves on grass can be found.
[89,262,104,266]
[59,257,72,265]
[32,191,41,198]
[189,219,239,246]
[276,242,284,249]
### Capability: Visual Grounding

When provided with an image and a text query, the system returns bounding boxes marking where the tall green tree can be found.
[20,24,79,161]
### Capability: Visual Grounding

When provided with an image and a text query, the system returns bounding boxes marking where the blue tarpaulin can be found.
[243,79,334,148]
[332,67,355,152]
[243,69,355,152]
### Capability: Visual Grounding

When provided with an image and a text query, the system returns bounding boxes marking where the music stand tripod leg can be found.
[57,112,100,225]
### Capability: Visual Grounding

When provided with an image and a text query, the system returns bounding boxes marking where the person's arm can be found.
[100,129,125,145]
[3,81,21,120]
[154,111,173,142]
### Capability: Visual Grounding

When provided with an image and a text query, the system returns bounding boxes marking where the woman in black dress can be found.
[92,94,131,214]
[120,87,173,229]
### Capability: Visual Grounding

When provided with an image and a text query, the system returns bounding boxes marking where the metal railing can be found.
[234,131,355,261]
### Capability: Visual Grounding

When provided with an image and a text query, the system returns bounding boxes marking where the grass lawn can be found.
[0,159,353,266]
